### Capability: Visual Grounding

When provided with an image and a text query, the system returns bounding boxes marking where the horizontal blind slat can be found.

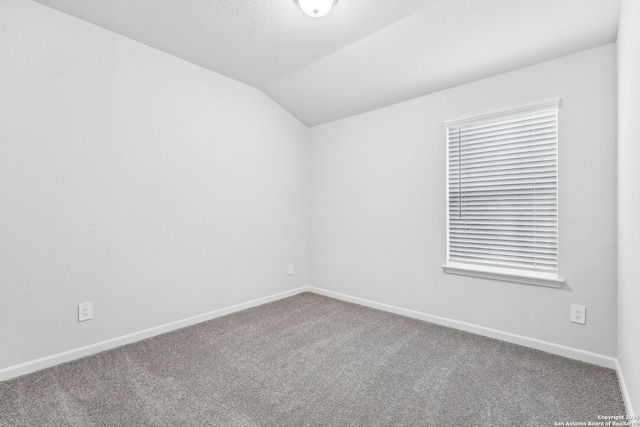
[447,106,559,276]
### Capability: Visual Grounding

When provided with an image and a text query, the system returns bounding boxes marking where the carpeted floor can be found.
[0,292,626,426]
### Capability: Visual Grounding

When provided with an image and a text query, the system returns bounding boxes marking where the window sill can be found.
[442,264,564,288]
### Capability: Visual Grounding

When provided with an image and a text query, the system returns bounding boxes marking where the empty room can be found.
[1,0,639,425]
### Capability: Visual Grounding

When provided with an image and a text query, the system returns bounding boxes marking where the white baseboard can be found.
[0,287,309,382]
[615,359,636,417]
[1,284,627,401]
[307,287,618,370]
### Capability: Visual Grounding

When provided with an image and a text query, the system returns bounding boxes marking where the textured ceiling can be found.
[33,0,621,126]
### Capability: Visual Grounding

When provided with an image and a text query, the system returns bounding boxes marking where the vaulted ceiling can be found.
[34,0,621,126]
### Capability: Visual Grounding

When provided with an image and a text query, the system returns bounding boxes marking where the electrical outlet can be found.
[570,304,585,324]
[288,264,294,275]
[78,302,93,322]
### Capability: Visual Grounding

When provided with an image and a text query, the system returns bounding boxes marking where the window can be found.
[443,100,564,288]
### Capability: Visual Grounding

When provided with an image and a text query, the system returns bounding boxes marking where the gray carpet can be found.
[0,292,626,426]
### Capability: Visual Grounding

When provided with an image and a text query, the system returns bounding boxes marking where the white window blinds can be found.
[446,102,559,278]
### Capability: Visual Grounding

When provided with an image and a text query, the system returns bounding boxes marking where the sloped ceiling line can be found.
[34,0,621,126]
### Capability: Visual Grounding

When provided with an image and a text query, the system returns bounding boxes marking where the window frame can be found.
[442,100,564,288]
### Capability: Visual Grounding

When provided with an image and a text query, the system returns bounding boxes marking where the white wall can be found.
[617,0,640,415]
[0,0,308,371]
[310,44,617,356]
[0,0,624,385]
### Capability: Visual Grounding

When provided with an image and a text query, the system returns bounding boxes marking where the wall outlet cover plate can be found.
[570,304,586,324]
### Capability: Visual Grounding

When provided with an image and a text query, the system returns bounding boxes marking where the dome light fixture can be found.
[294,0,338,18]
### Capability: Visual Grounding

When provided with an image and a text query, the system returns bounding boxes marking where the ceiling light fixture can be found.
[294,0,338,18]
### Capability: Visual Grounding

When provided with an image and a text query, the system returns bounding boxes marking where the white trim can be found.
[307,287,616,369]
[556,103,562,288]
[445,120,452,275]
[615,359,636,417]
[444,98,562,128]
[1,285,621,385]
[442,264,564,288]
[0,287,309,382]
